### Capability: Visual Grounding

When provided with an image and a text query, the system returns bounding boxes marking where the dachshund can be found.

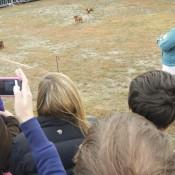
[86,8,94,14]
[74,16,83,23]
[0,41,4,49]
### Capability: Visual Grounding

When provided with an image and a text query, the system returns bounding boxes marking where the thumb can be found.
[13,80,21,103]
[13,80,20,93]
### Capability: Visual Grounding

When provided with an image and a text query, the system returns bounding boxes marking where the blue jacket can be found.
[21,118,66,175]
[157,28,175,66]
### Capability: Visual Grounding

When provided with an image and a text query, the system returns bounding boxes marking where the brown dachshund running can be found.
[74,16,83,23]
[0,41,4,49]
[86,8,94,14]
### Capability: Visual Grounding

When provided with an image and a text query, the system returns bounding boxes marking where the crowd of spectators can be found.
[0,27,175,175]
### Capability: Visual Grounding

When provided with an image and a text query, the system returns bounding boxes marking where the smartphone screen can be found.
[0,78,22,96]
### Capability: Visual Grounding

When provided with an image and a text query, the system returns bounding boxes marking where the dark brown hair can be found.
[128,70,175,129]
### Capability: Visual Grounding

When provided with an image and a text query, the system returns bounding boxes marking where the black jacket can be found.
[8,116,84,175]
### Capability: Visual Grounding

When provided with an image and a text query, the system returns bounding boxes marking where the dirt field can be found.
[0,0,175,140]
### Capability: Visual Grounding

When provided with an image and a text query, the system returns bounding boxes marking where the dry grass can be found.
[0,0,175,139]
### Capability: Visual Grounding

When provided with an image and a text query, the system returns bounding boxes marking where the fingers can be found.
[16,68,28,91]
[15,69,31,96]
[0,111,6,116]
[0,110,13,117]
[13,69,34,123]
[15,79,19,87]
[15,68,28,83]
[14,80,20,95]
[13,80,21,105]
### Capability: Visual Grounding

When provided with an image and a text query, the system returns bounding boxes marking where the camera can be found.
[0,77,22,96]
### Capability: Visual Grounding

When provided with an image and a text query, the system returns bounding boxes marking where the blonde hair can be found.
[37,72,88,134]
[74,113,175,175]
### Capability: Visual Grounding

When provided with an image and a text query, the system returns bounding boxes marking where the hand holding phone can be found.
[13,69,34,124]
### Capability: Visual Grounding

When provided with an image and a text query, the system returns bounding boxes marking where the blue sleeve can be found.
[20,118,67,175]
[157,28,175,52]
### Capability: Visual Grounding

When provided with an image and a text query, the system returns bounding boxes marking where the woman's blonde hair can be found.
[37,72,88,134]
[74,113,175,175]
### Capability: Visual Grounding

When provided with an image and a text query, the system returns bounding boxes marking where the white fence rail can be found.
[0,0,37,8]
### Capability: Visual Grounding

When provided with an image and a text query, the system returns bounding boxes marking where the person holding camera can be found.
[11,69,66,175]
[11,72,175,175]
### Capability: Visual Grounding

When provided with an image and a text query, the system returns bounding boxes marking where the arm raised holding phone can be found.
[13,69,66,175]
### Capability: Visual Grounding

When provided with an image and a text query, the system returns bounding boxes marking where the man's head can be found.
[128,70,175,129]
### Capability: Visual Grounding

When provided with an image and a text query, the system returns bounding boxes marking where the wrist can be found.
[18,115,35,124]
[20,117,37,133]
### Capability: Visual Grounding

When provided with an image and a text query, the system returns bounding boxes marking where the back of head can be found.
[128,70,175,129]
[37,72,88,134]
[74,113,175,175]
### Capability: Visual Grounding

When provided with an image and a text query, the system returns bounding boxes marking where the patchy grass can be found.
[0,0,175,141]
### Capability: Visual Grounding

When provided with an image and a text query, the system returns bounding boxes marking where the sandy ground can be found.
[0,0,175,140]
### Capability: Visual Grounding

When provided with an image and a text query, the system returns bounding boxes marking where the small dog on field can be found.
[74,16,83,23]
[0,41,4,49]
[86,8,94,14]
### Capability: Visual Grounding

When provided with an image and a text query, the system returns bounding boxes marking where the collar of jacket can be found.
[37,115,77,128]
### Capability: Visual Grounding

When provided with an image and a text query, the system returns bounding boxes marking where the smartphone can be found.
[0,77,22,96]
